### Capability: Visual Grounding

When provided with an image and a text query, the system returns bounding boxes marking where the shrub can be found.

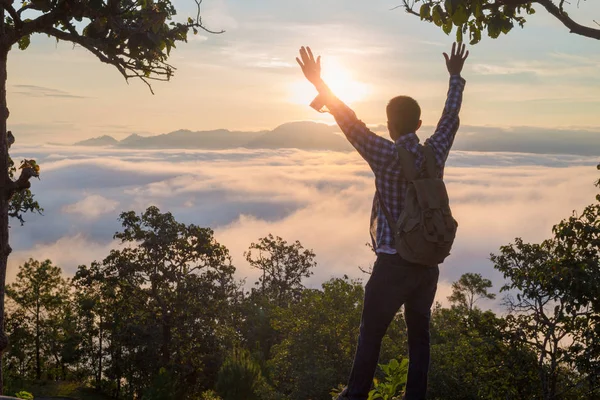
[15,391,34,400]
[368,358,408,400]
[216,348,263,400]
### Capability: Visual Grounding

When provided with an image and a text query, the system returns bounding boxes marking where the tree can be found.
[5,259,68,380]
[0,0,221,391]
[447,272,496,312]
[241,234,317,374]
[75,206,241,398]
[428,302,541,399]
[3,306,35,379]
[268,276,364,400]
[70,274,105,388]
[491,169,600,400]
[244,234,316,307]
[400,0,600,44]
[216,348,263,400]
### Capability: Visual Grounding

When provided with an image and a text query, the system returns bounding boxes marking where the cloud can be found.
[199,0,238,31]
[12,84,88,99]
[6,145,598,312]
[469,53,600,84]
[62,194,120,219]
[9,234,119,283]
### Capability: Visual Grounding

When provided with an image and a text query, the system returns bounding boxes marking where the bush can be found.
[15,391,34,400]
[201,390,223,400]
[216,348,263,400]
[368,358,408,400]
[142,367,178,400]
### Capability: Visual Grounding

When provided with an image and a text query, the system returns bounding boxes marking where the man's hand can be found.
[296,46,322,86]
[444,42,469,76]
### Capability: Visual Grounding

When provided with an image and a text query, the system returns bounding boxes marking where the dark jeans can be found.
[345,253,439,400]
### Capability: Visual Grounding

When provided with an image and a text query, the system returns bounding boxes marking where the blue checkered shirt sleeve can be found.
[425,75,466,171]
[310,92,394,173]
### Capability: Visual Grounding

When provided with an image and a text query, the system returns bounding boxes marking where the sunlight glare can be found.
[288,58,371,107]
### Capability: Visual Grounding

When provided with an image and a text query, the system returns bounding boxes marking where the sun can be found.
[288,57,371,107]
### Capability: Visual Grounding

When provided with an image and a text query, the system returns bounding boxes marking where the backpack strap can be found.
[396,146,418,181]
[422,144,438,179]
[397,144,438,180]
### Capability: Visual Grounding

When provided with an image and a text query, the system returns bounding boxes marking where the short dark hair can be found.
[386,96,421,137]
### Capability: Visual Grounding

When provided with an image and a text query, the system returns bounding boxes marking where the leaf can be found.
[18,35,31,51]
[432,5,443,26]
[487,20,502,39]
[444,0,452,14]
[443,19,453,35]
[469,25,482,45]
[501,19,514,34]
[452,5,469,26]
[419,3,431,20]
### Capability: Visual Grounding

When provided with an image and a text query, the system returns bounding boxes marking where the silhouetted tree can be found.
[75,206,240,398]
[491,169,600,399]
[0,0,222,391]
[245,234,316,307]
[6,259,68,380]
[448,272,496,312]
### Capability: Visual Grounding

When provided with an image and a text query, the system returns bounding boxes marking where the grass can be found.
[6,380,113,400]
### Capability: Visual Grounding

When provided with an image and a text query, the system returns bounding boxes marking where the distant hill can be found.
[245,122,352,151]
[74,135,119,147]
[73,121,600,156]
[74,122,351,152]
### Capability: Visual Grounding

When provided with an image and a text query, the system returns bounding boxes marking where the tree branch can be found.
[192,0,224,34]
[7,167,38,200]
[0,0,21,32]
[536,0,600,40]
[36,26,151,89]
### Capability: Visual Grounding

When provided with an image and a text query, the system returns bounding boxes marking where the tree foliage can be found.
[73,206,241,398]
[447,272,496,312]
[5,259,68,380]
[2,0,221,91]
[268,276,363,400]
[0,0,220,392]
[245,234,316,307]
[401,0,600,44]
[491,171,600,399]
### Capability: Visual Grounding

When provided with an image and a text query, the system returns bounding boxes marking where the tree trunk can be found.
[0,46,10,395]
[98,314,103,387]
[161,311,171,366]
[36,300,41,379]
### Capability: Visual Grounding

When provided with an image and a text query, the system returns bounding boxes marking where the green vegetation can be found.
[2,170,598,399]
[0,0,221,391]
[401,0,600,43]
[5,379,112,399]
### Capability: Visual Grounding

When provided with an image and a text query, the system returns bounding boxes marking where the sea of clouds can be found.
[6,145,599,309]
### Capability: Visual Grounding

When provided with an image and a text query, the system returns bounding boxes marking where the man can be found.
[296,42,469,400]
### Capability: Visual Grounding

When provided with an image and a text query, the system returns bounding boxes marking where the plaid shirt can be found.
[311,75,466,254]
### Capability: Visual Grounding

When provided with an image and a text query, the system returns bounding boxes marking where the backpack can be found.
[378,144,458,266]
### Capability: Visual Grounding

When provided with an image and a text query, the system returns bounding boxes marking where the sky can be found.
[7,0,600,143]
[4,0,600,310]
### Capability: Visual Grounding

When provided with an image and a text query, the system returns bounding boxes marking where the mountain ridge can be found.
[72,121,600,156]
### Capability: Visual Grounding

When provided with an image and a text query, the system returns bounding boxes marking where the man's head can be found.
[386,96,422,141]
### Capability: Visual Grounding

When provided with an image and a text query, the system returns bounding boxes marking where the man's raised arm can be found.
[425,42,469,169]
[296,46,394,172]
